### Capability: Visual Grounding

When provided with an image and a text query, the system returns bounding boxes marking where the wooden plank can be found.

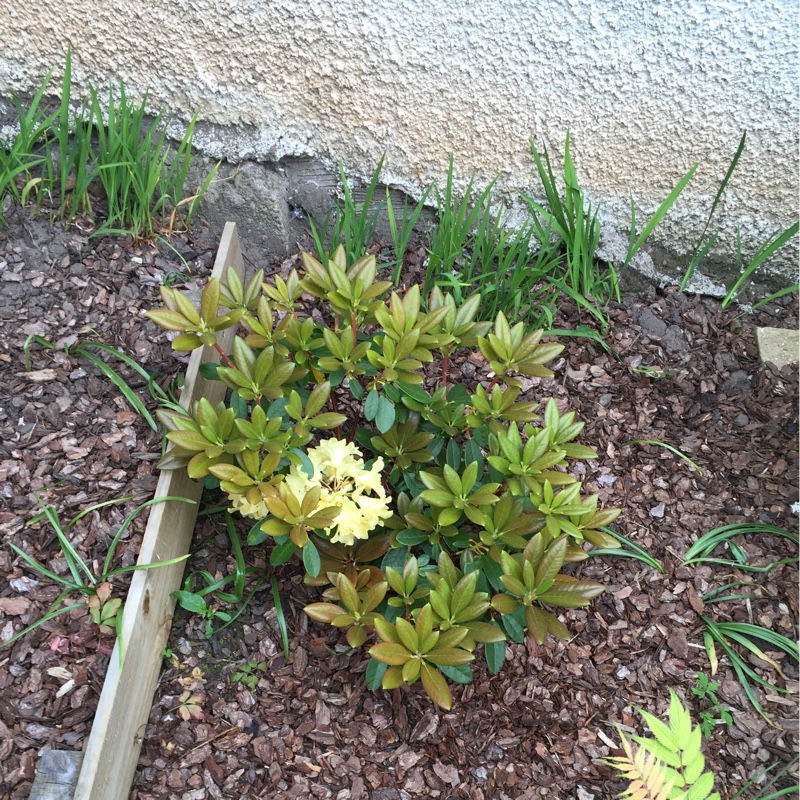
[66,223,244,800]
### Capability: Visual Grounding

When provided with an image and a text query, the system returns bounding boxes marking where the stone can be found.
[722,370,753,395]
[638,307,668,338]
[662,324,689,354]
[755,327,799,369]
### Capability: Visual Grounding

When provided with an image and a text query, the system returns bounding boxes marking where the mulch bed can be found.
[0,207,797,800]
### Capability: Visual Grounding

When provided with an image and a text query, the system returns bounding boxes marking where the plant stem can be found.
[486,374,501,392]
[442,351,449,397]
[351,312,358,349]
[213,342,236,370]
[331,392,342,439]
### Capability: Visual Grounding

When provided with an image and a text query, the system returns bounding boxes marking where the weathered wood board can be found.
[27,222,245,800]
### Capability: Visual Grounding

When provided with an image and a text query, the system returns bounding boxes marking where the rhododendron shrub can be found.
[147,244,621,709]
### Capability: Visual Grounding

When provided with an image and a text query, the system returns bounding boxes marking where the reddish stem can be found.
[348,377,364,443]
[486,374,501,393]
[331,392,343,439]
[442,351,449,397]
[213,342,236,370]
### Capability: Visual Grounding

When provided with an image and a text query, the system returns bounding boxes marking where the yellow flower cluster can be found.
[229,490,269,521]
[284,438,392,546]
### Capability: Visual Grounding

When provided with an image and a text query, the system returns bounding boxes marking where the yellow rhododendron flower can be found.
[284,438,392,546]
[229,486,270,520]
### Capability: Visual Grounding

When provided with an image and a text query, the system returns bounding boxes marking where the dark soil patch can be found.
[0,208,797,800]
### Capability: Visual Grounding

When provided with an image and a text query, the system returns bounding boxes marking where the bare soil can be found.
[0,206,797,800]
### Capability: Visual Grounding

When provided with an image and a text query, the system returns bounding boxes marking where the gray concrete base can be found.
[29,749,83,800]
[196,160,292,266]
[755,327,800,368]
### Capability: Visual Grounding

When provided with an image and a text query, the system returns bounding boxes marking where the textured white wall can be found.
[1,0,797,274]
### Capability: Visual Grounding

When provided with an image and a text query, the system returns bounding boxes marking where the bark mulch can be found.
[0,211,797,800]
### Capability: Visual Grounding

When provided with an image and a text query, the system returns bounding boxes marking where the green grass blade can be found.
[623,164,698,271]
[723,221,800,309]
[271,575,290,661]
[9,543,83,590]
[586,528,664,572]
[681,131,746,291]
[623,438,704,475]
[683,522,797,563]
[225,512,247,603]
[102,496,195,575]
[0,602,87,650]
[71,348,157,430]
[23,334,56,372]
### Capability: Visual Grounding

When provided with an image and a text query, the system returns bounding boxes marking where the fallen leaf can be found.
[16,368,58,382]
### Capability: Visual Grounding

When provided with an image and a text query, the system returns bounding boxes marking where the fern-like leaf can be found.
[606,693,718,800]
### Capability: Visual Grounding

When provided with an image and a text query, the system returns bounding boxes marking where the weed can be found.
[231,660,267,690]
[701,617,798,725]
[172,512,266,638]
[623,438,705,476]
[681,131,747,292]
[0,46,216,235]
[525,132,614,326]
[310,157,385,265]
[630,364,677,381]
[422,155,495,298]
[172,689,205,721]
[0,71,54,221]
[682,522,798,572]
[271,575,291,661]
[23,334,159,430]
[387,183,432,284]
[606,691,719,799]
[53,46,95,220]
[586,529,664,572]
[623,162,698,273]
[692,672,733,737]
[3,493,191,663]
[722,222,799,311]
[730,755,799,800]
[91,81,217,238]
[676,129,799,313]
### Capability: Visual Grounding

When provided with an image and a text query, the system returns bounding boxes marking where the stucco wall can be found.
[1,0,798,276]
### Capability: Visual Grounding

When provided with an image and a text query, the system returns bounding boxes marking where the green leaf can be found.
[375,395,396,433]
[172,590,207,614]
[303,538,321,577]
[420,663,453,710]
[366,657,388,690]
[350,379,364,400]
[446,439,461,471]
[637,708,679,751]
[484,640,506,674]
[198,362,220,381]
[438,663,473,684]
[369,642,412,665]
[501,610,526,643]
[364,389,381,421]
[396,529,430,546]
[270,540,298,566]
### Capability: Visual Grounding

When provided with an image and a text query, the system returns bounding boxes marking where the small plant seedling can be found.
[171,589,233,639]
[692,672,733,737]
[231,661,268,690]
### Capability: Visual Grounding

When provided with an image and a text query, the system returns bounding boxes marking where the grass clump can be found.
[0,45,217,238]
